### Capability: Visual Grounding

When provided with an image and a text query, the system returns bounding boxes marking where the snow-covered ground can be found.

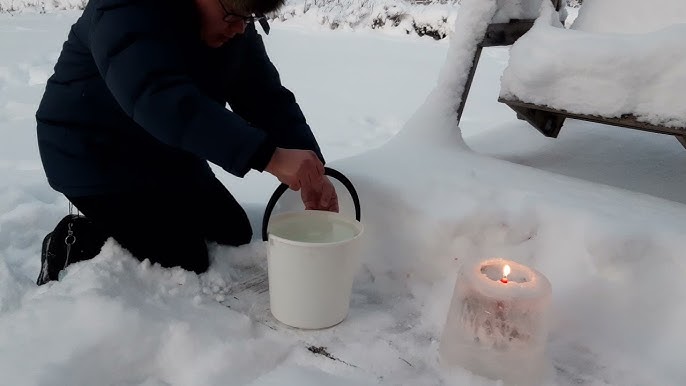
[2,1,686,385]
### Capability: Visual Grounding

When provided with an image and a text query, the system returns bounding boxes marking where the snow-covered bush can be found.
[274,0,459,39]
[1,0,570,40]
[0,0,86,13]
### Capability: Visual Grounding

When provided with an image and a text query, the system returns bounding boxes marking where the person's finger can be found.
[319,180,333,207]
[316,173,325,192]
[328,191,339,212]
[311,166,325,188]
[280,175,299,191]
[301,185,316,209]
[298,160,316,191]
[299,174,307,191]
[309,160,323,183]
[297,164,310,190]
[307,170,316,189]
[310,152,325,176]
[306,172,323,195]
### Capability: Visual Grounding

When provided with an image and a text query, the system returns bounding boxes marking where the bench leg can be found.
[505,103,566,138]
[675,135,686,149]
[456,45,483,125]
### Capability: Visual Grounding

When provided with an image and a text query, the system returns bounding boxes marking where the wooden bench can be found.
[457,0,563,122]
[457,0,686,149]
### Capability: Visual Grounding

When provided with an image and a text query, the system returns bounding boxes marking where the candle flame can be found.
[503,264,511,278]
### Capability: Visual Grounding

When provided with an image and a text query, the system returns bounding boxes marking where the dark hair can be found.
[221,0,286,15]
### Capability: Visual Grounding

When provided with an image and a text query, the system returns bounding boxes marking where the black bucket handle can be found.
[261,167,361,241]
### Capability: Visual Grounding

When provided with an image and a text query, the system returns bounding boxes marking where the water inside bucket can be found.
[269,213,360,243]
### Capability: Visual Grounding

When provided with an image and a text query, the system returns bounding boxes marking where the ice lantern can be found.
[439,258,552,385]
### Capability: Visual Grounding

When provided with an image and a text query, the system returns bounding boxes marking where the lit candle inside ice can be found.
[500,264,511,283]
[439,258,552,385]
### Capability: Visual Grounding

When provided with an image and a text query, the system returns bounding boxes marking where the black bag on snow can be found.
[36,214,109,285]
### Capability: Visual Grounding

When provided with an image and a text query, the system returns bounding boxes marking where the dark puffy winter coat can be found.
[36,0,323,196]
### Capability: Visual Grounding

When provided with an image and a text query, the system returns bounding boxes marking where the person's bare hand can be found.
[301,176,339,212]
[265,148,324,191]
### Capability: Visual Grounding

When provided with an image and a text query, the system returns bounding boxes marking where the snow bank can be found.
[298,0,686,382]
[326,71,686,385]
[0,237,298,386]
[499,2,686,128]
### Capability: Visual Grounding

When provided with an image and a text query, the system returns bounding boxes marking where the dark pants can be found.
[67,177,252,274]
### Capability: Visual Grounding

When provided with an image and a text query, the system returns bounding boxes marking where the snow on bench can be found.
[497,0,686,147]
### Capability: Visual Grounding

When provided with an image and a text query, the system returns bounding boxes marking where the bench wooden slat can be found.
[499,97,686,148]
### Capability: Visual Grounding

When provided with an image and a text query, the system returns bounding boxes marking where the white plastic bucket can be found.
[267,210,363,329]
[262,168,363,329]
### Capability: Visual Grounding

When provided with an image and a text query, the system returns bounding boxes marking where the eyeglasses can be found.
[217,0,266,24]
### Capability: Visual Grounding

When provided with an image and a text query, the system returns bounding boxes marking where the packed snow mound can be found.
[571,0,686,34]
[500,2,686,128]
